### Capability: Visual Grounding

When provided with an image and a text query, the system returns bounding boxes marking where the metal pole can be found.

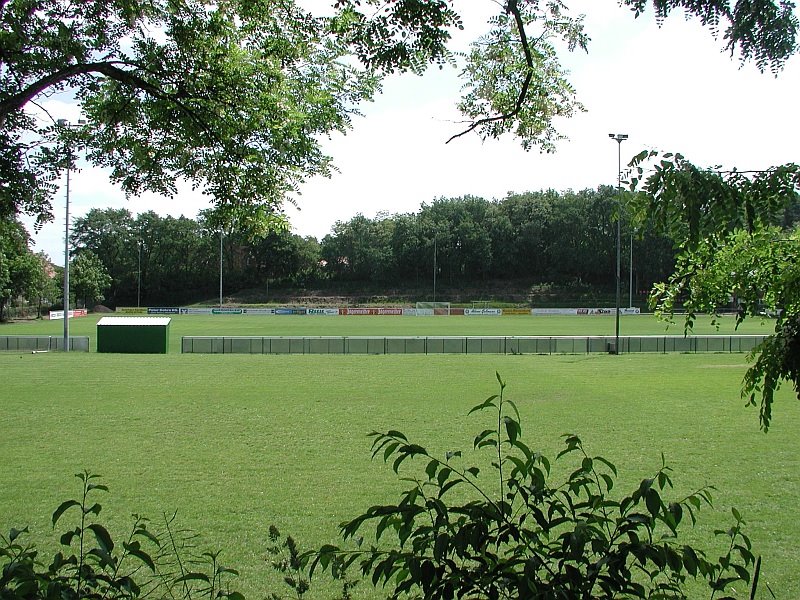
[219,230,223,308]
[433,236,437,303]
[57,118,85,352]
[63,149,71,352]
[629,233,634,308]
[608,133,628,354]
[137,241,142,308]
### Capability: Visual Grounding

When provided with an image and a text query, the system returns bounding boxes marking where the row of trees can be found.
[0,218,111,320]
[68,209,321,307]
[66,187,680,307]
[321,188,677,289]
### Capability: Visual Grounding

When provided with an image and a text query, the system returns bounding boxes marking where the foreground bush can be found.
[309,374,758,599]
[0,472,242,600]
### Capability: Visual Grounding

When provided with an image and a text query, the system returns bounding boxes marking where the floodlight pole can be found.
[137,240,142,308]
[433,235,437,303]
[57,118,86,352]
[629,233,634,308]
[219,229,223,308]
[608,133,628,354]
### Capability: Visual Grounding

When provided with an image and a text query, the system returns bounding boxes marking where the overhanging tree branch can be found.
[446,0,533,145]
[0,60,225,148]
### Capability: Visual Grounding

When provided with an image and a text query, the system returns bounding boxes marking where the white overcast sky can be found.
[27,1,800,262]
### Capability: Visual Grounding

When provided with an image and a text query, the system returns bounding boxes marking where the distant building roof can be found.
[97,317,171,326]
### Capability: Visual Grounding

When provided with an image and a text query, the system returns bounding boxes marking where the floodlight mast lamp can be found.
[608,133,628,355]
[56,118,86,352]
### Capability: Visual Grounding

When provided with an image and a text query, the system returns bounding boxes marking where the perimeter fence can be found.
[180,335,767,355]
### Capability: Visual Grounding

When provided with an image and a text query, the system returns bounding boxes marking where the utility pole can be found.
[608,133,628,354]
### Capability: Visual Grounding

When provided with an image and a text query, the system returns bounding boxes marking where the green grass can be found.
[0,349,798,598]
[1,312,776,353]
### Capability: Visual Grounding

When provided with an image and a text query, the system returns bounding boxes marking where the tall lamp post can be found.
[56,118,86,352]
[219,229,223,308]
[608,133,628,354]
[629,232,634,308]
[433,235,437,303]
[137,240,143,308]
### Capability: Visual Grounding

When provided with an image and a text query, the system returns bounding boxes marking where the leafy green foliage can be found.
[0,472,243,600]
[622,0,798,73]
[0,218,46,321]
[70,250,112,308]
[454,0,587,151]
[307,374,756,598]
[629,152,800,429]
[0,0,379,228]
[4,0,797,228]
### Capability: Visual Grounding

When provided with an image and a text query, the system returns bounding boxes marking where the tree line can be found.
[58,187,677,308]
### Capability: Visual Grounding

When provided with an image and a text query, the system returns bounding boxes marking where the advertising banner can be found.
[180,307,213,315]
[307,308,340,316]
[464,308,502,316]
[212,308,243,315]
[118,307,148,314]
[402,308,418,316]
[241,308,276,315]
[148,307,180,314]
[339,308,404,315]
[48,309,89,320]
[275,308,307,315]
[502,308,531,316]
[532,307,642,315]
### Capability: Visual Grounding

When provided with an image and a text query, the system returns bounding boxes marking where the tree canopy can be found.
[628,152,800,429]
[0,217,45,320]
[2,0,797,230]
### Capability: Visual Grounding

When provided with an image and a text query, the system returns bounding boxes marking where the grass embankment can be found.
[0,347,798,598]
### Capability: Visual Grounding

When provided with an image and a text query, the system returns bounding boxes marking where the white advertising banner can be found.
[307,308,339,316]
[464,308,502,316]
[532,307,641,315]
[48,309,88,320]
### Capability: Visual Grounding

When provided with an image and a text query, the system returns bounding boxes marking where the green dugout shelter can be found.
[97,316,171,353]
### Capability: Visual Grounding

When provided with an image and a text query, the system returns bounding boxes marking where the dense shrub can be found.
[309,374,758,599]
[0,472,242,600]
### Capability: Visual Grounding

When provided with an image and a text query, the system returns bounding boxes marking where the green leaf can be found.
[123,541,156,572]
[505,399,521,422]
[468,395,498,416]
[503,416,520,445]
[473,428,495,449]
[383,441,400,461]
[88,523,114,554]
[60,528,79,546]
[682,545,699,576]
[52,500,80,527]
[425,459,438,480]
[84,502,102,516]
[385,430,408,441]
[175,572,211,583]
[645,488,661,516]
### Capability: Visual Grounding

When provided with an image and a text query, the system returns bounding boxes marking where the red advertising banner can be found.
[339,308,404,315]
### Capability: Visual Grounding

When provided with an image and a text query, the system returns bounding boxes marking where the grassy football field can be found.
[0,314,796,597]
